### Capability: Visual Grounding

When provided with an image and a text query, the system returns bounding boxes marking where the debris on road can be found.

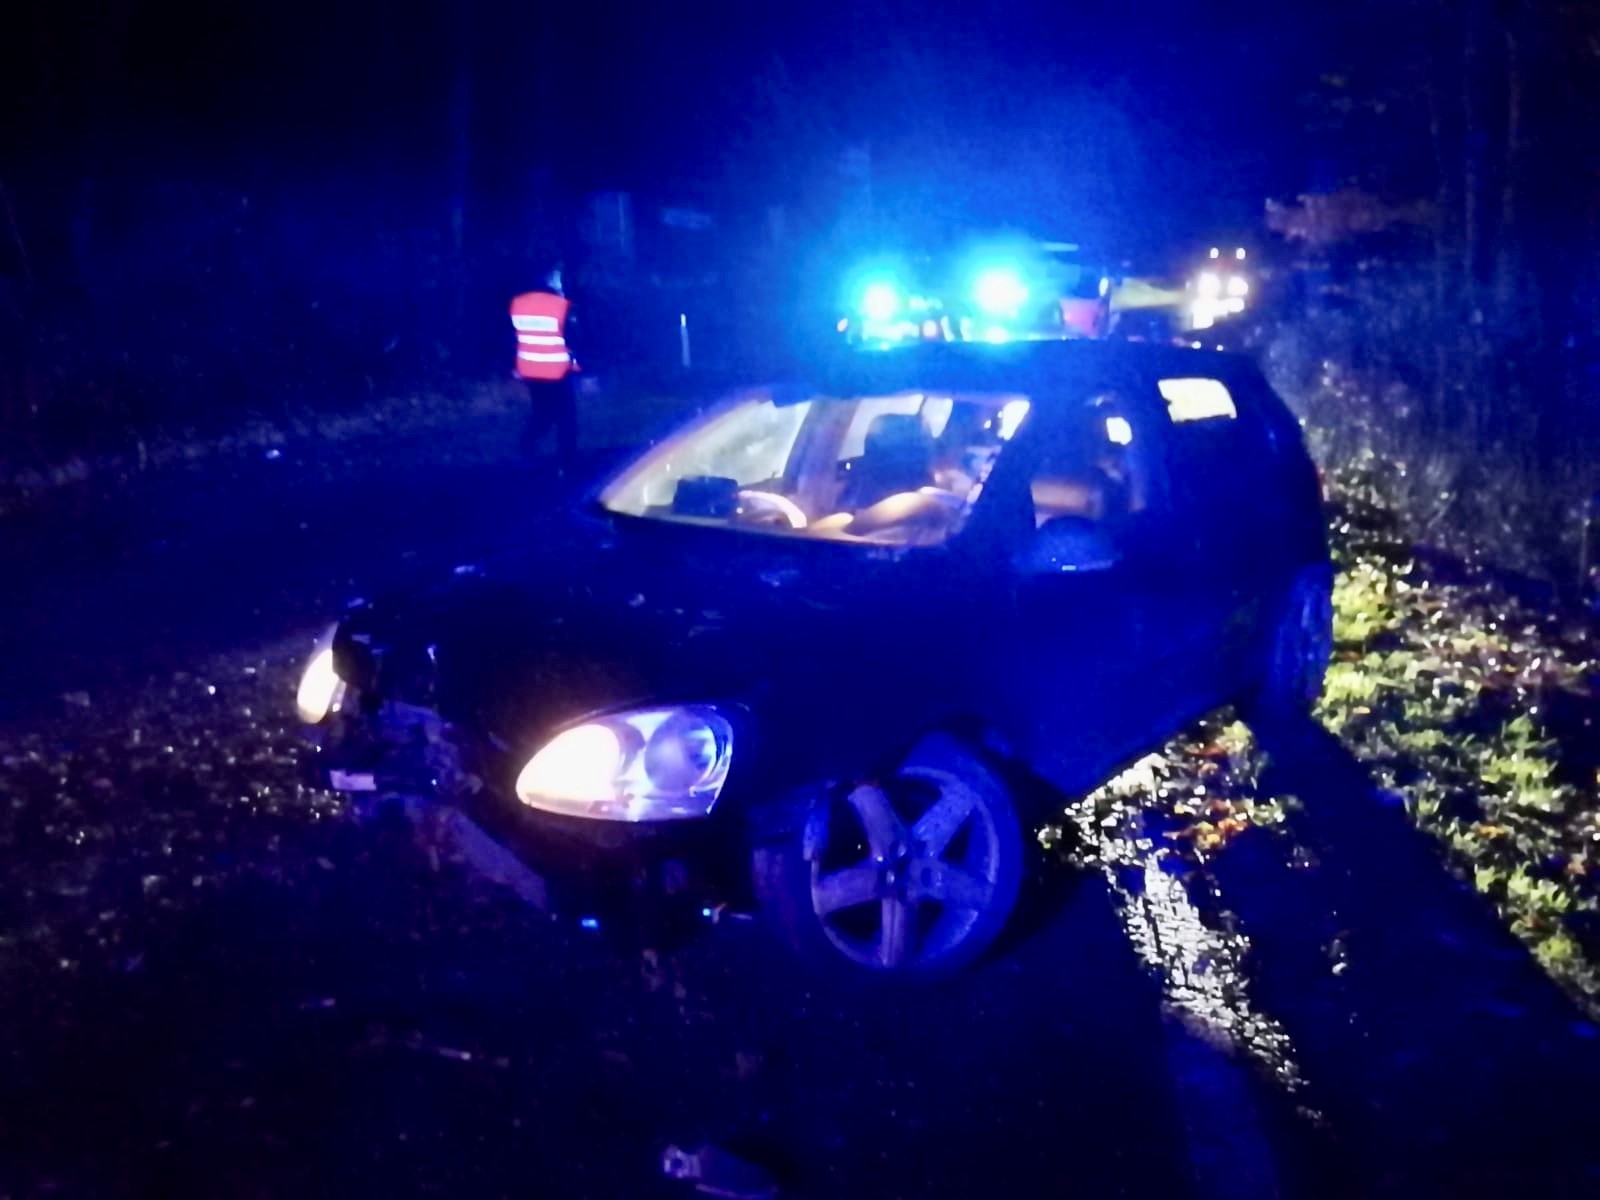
[661,1143,779,1199]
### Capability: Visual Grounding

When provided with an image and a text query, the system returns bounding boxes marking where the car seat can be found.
[840,413,936,510]
[1031,471,1110,525]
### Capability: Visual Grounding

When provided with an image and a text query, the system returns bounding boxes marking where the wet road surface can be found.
[2,406,1598,1197]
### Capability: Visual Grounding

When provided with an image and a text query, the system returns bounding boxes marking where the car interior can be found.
[606,390,1031,545]
[1031,473,1116,525]
[836,413,939,511]
[1027,395,1144,533]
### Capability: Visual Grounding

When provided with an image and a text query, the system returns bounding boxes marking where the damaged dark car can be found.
[296,341,1331,981]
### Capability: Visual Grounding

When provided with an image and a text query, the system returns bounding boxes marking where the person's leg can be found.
[554,375,578,466]
[522,380,553,457]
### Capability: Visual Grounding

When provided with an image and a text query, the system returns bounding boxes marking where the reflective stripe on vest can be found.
[509,292,572,380]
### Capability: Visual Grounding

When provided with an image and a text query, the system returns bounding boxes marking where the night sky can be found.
[4,1,1340,262]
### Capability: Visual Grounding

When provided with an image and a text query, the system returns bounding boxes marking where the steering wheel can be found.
[735,489,808,530]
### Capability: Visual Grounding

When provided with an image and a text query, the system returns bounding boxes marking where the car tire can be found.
[1244,562,1334,721]
[751,733,1025,984]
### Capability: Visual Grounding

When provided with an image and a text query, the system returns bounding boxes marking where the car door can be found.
[994,383,1182,795]
[1152,369,1278,702]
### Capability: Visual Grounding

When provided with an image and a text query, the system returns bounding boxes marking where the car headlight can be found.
[514,706,734,822]
[295,626,348,724]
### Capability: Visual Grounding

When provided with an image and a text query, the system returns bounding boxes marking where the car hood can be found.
[342,508,989,758]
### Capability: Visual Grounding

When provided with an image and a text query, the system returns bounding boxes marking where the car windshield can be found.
[598,389,1031,545]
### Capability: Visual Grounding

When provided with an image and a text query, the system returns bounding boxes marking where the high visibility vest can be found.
[510,291,573,380]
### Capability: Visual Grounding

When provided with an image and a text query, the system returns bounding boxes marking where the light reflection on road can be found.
[1063,750,1321,1124]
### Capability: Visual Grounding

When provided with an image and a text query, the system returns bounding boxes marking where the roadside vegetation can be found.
[1062,469,1600,1014]
[1312,472,1600,1005]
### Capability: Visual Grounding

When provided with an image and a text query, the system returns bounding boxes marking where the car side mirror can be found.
[1017,516,1122,576]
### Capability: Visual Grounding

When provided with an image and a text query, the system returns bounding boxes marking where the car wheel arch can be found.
[739,715,1049,849]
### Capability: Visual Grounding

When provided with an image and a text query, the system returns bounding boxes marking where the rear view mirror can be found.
[1018,517,1121,575]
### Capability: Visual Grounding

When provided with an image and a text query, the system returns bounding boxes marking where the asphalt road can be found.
[2,401,1597,1198]
[0,410,584,717]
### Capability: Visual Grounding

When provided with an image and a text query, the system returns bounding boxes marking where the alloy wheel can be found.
[804,766,1007,971]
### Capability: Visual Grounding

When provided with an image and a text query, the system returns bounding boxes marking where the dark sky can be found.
[3,0,1335,259]
[567,0,1327,250]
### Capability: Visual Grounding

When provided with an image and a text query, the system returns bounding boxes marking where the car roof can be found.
[802,339,1260,400]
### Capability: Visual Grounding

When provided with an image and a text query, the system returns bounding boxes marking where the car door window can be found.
[1028,390,1161,540]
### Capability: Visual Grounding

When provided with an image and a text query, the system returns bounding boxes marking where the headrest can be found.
[864,413,932,458]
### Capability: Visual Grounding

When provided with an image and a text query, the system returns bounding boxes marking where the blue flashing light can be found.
[579,916,601,931]
[861,282,901,322]
[974,267,1029,315]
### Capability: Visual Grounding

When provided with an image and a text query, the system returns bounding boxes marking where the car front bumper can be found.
[303,702,747,923]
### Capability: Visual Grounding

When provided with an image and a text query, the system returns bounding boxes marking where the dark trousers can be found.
[521,376,577,464]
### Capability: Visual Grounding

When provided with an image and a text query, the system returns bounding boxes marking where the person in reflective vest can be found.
[510,267,579,466]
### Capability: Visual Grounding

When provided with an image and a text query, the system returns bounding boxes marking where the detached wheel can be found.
[1246,562,1334,719]
[753,735,1024,983]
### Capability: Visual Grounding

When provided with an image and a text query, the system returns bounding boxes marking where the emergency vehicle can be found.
[837,237,1112,348]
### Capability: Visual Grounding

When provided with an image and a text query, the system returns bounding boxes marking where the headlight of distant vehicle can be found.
[514,707,734,822]
[295,625,347,724]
